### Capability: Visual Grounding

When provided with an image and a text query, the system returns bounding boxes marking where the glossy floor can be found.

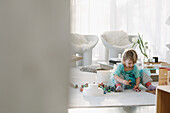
[68,106,156,113]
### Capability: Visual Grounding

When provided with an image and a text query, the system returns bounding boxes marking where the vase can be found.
[141,57,146,69]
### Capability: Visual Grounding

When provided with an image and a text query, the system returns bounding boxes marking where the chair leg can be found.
[105,48,109,62]
[83,49,92,66]
[109,49,124,59]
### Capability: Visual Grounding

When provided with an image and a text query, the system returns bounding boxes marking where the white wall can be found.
[0,0,70,113]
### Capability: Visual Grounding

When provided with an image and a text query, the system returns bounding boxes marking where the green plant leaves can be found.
[144,42,148,45]
[132,42,136,48]
[132,33,148,58]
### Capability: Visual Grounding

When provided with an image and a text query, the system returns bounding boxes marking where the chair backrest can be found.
[102,31,131,46]
[84,35,98,42]
[84,35,99,49]
[71,33,89,45]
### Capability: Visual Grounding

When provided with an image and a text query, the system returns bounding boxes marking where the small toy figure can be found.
[85,83,88,87]
[110,87,114,91]
[80,88,83,92]
[75,84,78,88]
[128,79,132,86]
[107,89,111,92]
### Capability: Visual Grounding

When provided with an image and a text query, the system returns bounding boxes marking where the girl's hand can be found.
[123,80,129,85]
[134,85,139,89]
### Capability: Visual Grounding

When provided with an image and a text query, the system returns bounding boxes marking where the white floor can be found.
[69,87,156,108]
[69,66,157,113]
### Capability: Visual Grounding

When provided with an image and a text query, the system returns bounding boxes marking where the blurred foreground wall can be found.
[0,0,70,113]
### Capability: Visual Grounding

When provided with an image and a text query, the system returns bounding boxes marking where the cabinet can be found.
[156,86,170,113]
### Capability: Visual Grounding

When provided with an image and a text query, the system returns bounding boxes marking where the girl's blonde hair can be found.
[121,49,138,64]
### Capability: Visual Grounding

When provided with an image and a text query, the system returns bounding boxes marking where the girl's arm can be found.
[114,74,129,85]
[134,77,140,88]
[133,65,140,88]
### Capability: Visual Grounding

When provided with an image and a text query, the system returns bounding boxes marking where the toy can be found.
[70,82,79,88]
[133,86,141,92]
[125,77,135,89]
[98,82,115,93]
[80,88,83,92]
[75,84,78,88]
[110,87,114,91]
[85,83,88,87]
[107,89,111,92]
[128,79,132,86]
[79,82,115,95]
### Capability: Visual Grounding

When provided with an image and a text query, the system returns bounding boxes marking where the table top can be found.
[157,85,170,93]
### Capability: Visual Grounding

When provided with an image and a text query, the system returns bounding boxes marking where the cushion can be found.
[71,34,92,53]
[71,33,88,45]
[102,31,131,46]
[80,64,102,73]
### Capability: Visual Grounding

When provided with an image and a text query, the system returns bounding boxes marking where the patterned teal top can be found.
[113,64,140,81]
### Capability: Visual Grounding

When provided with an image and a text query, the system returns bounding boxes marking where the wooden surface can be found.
[159,68,170,85]
[144,62,166,65]
[156,86,170,113]
[157,86,170,93]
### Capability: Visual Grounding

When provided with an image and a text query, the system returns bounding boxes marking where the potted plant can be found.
[132,33,148,61]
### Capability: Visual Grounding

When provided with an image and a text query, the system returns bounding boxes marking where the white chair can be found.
[71,34,99,66]
[101,31,137,60]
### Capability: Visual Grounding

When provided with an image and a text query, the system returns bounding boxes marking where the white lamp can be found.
[166,16,170,64]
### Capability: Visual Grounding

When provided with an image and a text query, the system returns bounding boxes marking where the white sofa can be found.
[71,34,99,66]
[101,31,137,60]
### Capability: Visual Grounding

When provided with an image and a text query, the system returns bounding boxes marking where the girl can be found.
[109,49,156,92]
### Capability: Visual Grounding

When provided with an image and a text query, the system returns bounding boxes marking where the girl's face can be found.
[124,60,134,68]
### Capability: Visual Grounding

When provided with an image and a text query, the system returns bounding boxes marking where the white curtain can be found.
[70,0,170,61]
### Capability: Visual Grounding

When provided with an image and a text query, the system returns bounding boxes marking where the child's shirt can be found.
[113,64,140,81]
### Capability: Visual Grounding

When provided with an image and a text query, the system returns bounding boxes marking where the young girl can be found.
[109,49,156,92]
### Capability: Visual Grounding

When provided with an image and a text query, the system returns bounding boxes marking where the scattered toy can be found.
[75,84,78,88]
[133,86,141,92]
[79,82,115,94]
[80,88,83,92]
[128,79,133,86]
